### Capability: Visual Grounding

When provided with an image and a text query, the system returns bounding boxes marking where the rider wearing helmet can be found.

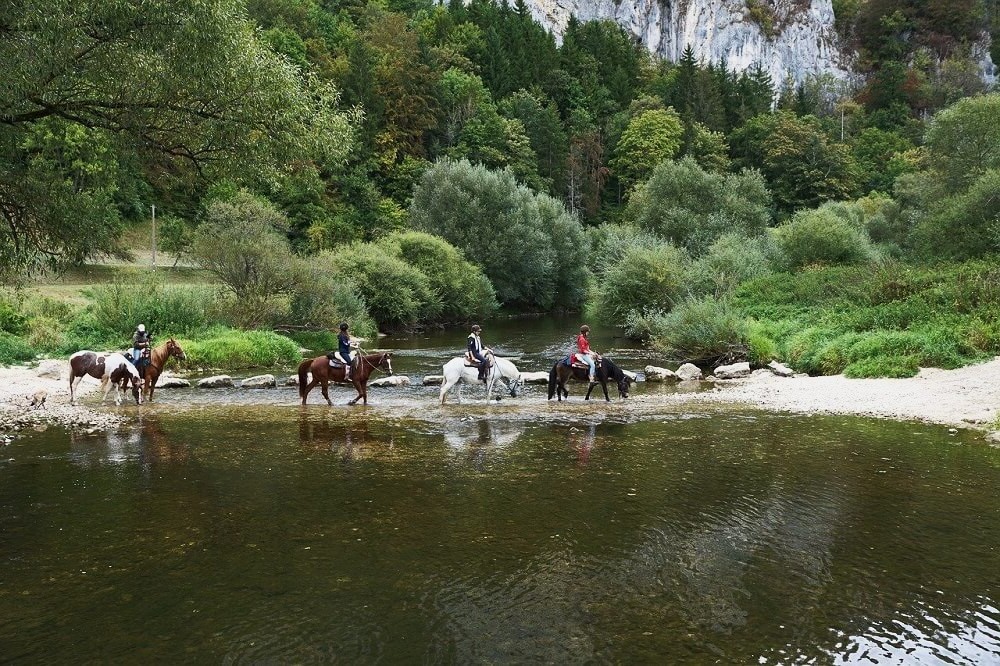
[577,324,597,384]
[327,322,357,380]
[131,324,150,368]
[467,324,492,381]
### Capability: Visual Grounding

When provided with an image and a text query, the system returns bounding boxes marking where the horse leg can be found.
[584,381,595,400]
[69,373,79,405]
[602,380,611,402]
[320,379,333,406]
[301,376,318,405]
[440,376,456,404]
[99,377,111,404]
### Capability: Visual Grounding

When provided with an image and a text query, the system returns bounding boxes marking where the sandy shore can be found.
[699,357,1000,431]
[3,356,1000,440]
[0,361,126,437]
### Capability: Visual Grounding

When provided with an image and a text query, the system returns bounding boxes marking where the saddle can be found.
[464,351,490,368]
[562,354,602,370]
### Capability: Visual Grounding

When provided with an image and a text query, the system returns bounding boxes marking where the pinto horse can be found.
[138,338,187,402]
[547,356,632,402]
[297,351,394,406]
[68,351,142,406]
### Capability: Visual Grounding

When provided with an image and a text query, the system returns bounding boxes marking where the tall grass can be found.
[733,259,1000,377]
[177,329,302,369]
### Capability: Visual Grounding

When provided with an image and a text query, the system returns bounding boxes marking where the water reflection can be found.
[68,418,190,468]
[297,413,394,460]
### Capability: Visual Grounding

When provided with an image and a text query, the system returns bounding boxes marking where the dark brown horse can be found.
[547,356,632,402]
[139,338,186,402]
[297,351,394,406]
[68,351,142,405]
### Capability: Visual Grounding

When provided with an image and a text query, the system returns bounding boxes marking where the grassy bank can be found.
[729,260,1000,377]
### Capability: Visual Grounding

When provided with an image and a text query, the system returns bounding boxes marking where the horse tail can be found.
[297,358,312,398]
[547,363,557,400]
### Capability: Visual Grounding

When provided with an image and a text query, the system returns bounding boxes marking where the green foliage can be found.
[610,108,683,189]
[690,233,775,297]
[320,244,438,330]
[626,157,773,255]
[1,0,353,278]
[0,332,37,366]
[646,295,748,364]
[590,242,690,326]
[911,170,1000,260]
[287,266,377,339]
[411,159,577,309]
[88,280,216,338]
[0,295,28,335]
[732,260,1000,376]
[190,191,301,326]
[924,93,1000,193]
[772,205,876,269]
[178,329,302,369]
[377,230,499,320]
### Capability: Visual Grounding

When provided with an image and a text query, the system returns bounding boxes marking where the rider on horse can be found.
[467,324,492,381]
[327,322,357,380]
[576,324,598,384]
[131,324,151,374]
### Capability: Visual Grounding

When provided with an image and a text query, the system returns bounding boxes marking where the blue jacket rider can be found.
[328,322,356,379]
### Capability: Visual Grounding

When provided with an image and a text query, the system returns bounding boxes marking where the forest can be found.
[2,0,1000,377]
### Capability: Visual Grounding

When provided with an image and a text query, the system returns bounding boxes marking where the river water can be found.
[2,317,999,663]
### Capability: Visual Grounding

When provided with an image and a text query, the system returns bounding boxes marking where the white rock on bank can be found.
[675,363,704,381]
[285,375,299,387]
[644,365,678,382]
[369,375,410,388]
[241,374,276,389]
[35,359,66,379]
[196,375,234,388]
[520,371,550,384]
[714,362,751,379]
[768,360,795,377]
[422,375,443,386]
[157,376,191,389]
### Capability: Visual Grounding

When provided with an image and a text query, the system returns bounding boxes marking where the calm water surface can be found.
[2,317,999,663]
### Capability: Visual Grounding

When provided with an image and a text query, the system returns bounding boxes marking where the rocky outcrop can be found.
[524,0,849,86]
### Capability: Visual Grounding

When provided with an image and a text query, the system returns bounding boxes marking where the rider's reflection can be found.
[569,424,597,466]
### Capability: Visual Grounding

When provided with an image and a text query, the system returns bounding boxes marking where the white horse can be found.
[439,356,522,404]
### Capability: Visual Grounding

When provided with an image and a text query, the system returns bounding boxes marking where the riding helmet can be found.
[137,324,146,332]
[339,322,349,331]
[580,324,590,333]
[471,324,481,332]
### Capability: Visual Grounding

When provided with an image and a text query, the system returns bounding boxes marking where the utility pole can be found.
[151,204,157,270]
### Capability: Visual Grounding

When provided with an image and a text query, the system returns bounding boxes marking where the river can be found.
[2,316,999,662]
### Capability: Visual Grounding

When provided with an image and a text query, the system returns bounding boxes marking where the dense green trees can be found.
[0,0,353,278]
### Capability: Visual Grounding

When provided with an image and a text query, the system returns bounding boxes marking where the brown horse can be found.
[297,351,393,406]
[138,338,186,402]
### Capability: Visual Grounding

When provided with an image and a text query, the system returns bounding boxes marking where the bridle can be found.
[356,348,393,376]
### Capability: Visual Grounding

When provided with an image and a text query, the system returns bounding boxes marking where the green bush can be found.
[690,233,775,297]
[287,265,376,338]
[625,157,772,256]
[25,316,64,351]
[590,242,691,327]
[0,291,27,335]
[647,296,749,364]
[89,280,217,337]
[377,231,498,321]
[321,244,439,330]
[0,332,36,365]
[772,206,876,269]
[178,329,301,369]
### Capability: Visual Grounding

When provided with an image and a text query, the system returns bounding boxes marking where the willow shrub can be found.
[772,206,876,269]
[88,280,217,337]
[590,242,690,328]
[178,329,301,369]
[646,296,748,364]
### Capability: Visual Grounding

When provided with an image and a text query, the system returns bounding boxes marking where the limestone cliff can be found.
[523,0,850,85]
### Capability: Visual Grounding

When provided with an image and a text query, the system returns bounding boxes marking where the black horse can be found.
[547,356,632,402]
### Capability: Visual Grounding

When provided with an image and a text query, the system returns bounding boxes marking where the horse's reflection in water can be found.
[297,414,392,460]
[443,419,524,466]
[68,418,189,468]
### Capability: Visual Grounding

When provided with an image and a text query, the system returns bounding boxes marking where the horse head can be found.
[166,338,186,361]
[130,374,143,404]
[380,351,393,375]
